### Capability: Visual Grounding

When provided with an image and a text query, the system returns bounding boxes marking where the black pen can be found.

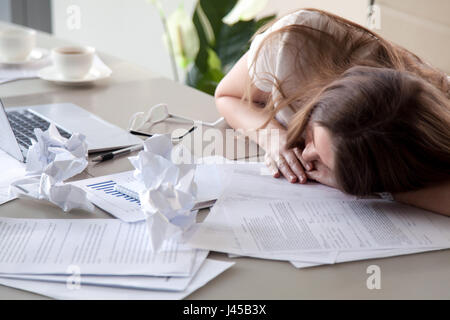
[130,126,196,139]
[94,126,197,162]
[92,144,143,162]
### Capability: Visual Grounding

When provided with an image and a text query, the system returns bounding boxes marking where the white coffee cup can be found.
[52,46,95,79]
[0,28,36,62]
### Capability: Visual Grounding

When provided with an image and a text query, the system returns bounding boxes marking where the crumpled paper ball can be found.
[10,123,94,213]
[128,134,197,251]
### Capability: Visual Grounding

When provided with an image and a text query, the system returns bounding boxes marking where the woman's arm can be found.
[393,180,450,216]
[215,52,277,133]
[215,52,309,183]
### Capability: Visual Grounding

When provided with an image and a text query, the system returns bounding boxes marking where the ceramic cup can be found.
[0,28,36,62]
[52,46,95,79]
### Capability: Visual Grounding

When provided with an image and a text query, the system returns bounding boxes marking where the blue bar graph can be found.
[87,180,141,205]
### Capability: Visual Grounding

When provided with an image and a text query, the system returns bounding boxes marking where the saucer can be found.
[0,48,49,65]
[37,65,112,85]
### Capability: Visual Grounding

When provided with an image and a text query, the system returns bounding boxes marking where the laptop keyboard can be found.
[6,110,72,151]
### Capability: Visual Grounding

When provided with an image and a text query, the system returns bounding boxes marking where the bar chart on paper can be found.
[71,171,146,222]
[71,165,223,223]
[87,180,141,205]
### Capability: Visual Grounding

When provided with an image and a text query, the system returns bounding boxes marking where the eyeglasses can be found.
[128,103,225,139]
[128,103,193,132]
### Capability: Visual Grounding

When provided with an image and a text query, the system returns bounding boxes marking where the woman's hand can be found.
[305,161,339,188]
[263,128,312,183]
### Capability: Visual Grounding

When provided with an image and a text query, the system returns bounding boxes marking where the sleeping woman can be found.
[214,9,450,216]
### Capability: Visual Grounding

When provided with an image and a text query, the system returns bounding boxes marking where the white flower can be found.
[165,5,200,69]
[222,0,269,25]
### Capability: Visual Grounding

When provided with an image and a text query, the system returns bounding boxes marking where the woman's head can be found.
[247,9,450,194]
[288,66,450,195]
[250,8,450,125]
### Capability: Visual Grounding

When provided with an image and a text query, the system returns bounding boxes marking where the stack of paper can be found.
[187,162,450,268]
[0,151,234,299]
[0,217,234,299]
[0,259,233,299]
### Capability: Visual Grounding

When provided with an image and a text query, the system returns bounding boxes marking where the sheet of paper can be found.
[0,78,20,84]
[289,214,450,268]
[226,198,450,254]
[0,149,26,205]
[0,188,11,205]
[71,171,146,222]
[0,217,197,276]
[0,258,234,300]
[289,247,446,269]
[188,162,224,203]
[71,163,226,223]
[0,250,209,292]
[187,198,338,264]
[221,164,358,201]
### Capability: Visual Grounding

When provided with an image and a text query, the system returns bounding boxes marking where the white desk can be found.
[1,23,449,300]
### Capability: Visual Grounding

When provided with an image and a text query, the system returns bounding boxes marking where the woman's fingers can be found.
[293,147,313,171]
[264,154,280,178]
[275,155,298,183]
[283,150,307,183]
[266,148,310,183]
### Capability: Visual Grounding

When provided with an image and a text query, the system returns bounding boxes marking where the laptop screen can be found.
[0,99,25,162]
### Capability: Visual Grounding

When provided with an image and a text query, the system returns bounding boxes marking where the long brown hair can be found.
[289,66,450,194]
[248,8,450,194]
[249,8,449,119]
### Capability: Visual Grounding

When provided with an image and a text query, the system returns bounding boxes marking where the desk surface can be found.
[1,23,449,300]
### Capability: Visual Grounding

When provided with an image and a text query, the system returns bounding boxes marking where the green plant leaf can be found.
[206,48,221,70]
[216,20,256,73]
[195,2,215,47]
[186,63,224,96]
[188,0,275,95]
[192,0,237,73]
[187,48,224,96]
[255,14,277,30]
[196,0,238,40]
[216,14,276,72]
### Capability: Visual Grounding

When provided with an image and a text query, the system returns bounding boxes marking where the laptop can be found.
[0,99,142,162]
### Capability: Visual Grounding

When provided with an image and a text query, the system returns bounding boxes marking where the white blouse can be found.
[247,9,313,128]
[247,9,376,128]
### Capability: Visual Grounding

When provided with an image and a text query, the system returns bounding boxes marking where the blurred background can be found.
[0,0,448,92]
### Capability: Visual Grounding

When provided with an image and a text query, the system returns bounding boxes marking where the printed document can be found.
[188,198,338,264]
[188,162,450,265]
[0,259,234,300]
[226,198,450,253]
[0,217,196,276]
[0,250,209,292]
